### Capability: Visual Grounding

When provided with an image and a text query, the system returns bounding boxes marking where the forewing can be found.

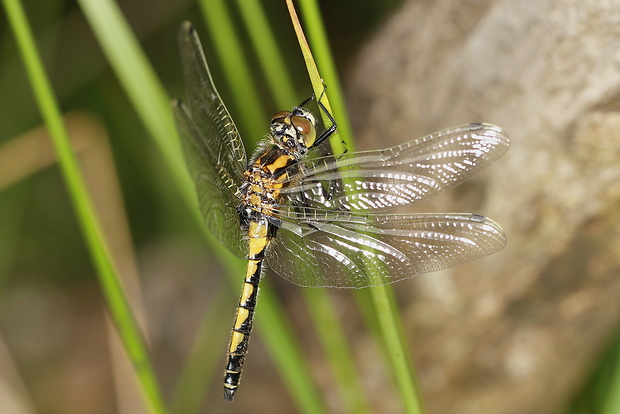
[277,123,509,214]
[267,212,506,288]
[174,22,247,257]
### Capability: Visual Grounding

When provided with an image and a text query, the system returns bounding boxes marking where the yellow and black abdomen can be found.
[223,216,270,401]
[223,146,296,401]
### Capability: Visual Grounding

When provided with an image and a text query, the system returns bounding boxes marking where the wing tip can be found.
[469,214,508,251]
[179,21,200,50]
[468,122,511,147]
[180,20,194,35]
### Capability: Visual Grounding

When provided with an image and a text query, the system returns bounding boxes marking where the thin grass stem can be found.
[2,1,167,413]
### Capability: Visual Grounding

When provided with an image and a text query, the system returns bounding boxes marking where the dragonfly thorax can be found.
[239,144,295,218]
[270,106,317,155]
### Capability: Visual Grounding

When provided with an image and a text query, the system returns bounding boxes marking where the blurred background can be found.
[1,1,620,414]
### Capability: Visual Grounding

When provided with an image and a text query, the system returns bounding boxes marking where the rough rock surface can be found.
[346,1,620,413]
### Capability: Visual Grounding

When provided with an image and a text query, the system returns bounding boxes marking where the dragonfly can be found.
[172,21,509,402]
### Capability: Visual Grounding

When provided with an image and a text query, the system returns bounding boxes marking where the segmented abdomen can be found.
[223,217,271,401]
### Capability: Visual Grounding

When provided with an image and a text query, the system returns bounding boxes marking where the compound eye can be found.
[291,116,316,147]
[271,111,291,124]
[291,116,312,134]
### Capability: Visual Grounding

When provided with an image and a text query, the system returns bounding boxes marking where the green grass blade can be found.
[169,292,231,414]
[198,0,266,142]
[296,1,425,412]
[234,0,297,107]
[256,284,326,414]
[369,284,424,413]
[76,0,193,204]
[602,340,620,414]
[75,0,241,408]
[559,327,620,414]
[297,0,352,154]
[303,288,372,414]
[1,1,166,413]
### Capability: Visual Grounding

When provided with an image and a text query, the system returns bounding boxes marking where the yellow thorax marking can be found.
[266,155,292,174]
[249,194,261,207]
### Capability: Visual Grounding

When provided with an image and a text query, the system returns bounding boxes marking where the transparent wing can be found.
[267,211,506,288]
[173,22,247,257]
[276,123,509,215]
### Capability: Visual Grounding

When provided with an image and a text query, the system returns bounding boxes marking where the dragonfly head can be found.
[270,106,317,154]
